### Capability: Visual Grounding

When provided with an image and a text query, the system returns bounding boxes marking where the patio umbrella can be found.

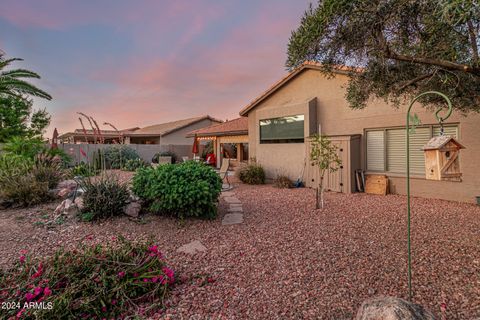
[192,134,199,155]
[51,128,59,149]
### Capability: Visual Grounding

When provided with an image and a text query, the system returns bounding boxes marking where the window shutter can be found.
[409,127,431,175]
[386,127,430,175]
[366,130,384,171]
[386,129,405,174]
[433,125,458,138]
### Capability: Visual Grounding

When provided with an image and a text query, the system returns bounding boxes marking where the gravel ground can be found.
[0,181,478,319]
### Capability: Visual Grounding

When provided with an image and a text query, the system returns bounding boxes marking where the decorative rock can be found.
[221,191,235,197]
[128,192,140,202]
[124,202,141,218]
[222,213,243,225]
[57,188,72,198]
[65,203,80,217]
[224,197,241,204]
[355,296,436,320]
[177,240,207,254]
[57,180,77,190]
[74,197,84,211]
[64,198,73,210]
[228,206,243,213]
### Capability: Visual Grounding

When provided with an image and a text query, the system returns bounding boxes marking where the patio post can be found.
[405,91,452,301]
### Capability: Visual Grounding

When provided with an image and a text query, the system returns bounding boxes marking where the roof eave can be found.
[239,64,354,116]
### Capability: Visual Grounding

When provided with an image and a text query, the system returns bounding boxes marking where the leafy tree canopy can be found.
[287,0,480,112]
[0,96,51,142]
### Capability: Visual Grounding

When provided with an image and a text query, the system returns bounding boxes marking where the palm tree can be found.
[0,52,52,100]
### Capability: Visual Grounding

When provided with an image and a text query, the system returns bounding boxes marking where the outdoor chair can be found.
[219,158,232,190]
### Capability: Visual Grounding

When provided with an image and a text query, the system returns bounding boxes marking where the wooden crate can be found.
[365,175,389,195]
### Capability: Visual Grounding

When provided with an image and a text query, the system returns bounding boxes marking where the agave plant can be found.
[0,53,52,100]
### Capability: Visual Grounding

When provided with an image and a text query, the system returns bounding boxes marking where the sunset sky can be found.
[0,0,311,136]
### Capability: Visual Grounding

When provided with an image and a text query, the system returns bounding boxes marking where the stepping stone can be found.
[176,240,207,254]
[224,197,241,204]
[228,206,243,213]
[222,213,243,225]
[229,203,243,208]
[221,191,235,197]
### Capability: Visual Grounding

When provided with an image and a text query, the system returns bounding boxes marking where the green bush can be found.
[152,151,177,164]
[122,158,148,171]
[0,238,174,319]
[0,154,59,207]
[71,162,99,177]
[2,136,44,159]
[80,174,129,220]
[237,163,266,184]
[103,145,139,169]
[132,161,222,219]
[274,174,293,188]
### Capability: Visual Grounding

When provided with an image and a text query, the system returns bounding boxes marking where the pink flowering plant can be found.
[0,237,174,319]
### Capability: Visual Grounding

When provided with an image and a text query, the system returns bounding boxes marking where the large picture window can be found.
[259,114,304,144]
[366,125,458,176]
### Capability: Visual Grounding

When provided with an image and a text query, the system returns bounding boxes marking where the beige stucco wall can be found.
[247,69,480,203]
[161,118,219,145]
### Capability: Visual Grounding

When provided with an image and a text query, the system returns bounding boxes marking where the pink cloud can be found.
[37,1,309,136]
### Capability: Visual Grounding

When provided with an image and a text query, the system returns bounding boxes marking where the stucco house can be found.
[58,127,140,144]
[239,62,480,203]
[186,117,249,168]
[124,116,222,145]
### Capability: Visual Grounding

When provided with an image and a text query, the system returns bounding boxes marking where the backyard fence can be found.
[0,143,204,165]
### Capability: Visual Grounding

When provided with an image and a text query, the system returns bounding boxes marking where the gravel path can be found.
[0,184,478,319]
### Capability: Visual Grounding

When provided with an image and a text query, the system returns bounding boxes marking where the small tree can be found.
[309,134,341,209]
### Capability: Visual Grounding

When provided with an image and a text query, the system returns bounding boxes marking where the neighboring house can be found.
[58,128,139,144]
[124,116,222,145]
[239,62,480,203]
[187,117,249,168]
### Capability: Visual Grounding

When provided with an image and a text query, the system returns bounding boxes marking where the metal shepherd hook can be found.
[406,91,453,301]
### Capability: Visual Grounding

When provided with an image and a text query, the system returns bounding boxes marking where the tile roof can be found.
[59,127,139,138]
[126,115,222,137]
[187,117,248,137]
[239,61,362,116]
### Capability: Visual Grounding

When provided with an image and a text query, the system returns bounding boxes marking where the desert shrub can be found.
[103,145,139,169]
[122,158,148,171]
[0,238,174,319]
[274,175,294,188]
[80,174,129,220]
[71,162,99,177]
[0,155,56,207]
[46,148,72,167]
[152,151,178,164]
[237,163,266,185]
[32,153,66,189]
[132,161,222,219]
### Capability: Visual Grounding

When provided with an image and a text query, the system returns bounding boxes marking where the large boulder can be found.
[356,296,436,320]
[124,202,141,218]
[57,180,78,190]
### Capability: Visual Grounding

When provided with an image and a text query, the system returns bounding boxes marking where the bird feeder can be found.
[422,135,465,181]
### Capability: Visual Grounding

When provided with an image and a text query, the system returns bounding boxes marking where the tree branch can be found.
[373,26,480,75]
[467,20,479,65]
[397,72,435,91]
[386,51,480,75]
